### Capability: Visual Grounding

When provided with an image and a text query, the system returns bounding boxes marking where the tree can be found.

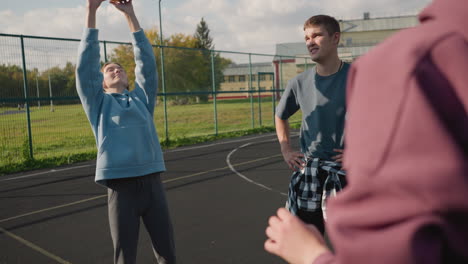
[194,17,214,50]
[193,18,216,103]
[0,64,24,102]
[106,25,232,104]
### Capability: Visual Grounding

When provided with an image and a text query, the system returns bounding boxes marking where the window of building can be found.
[260,75,266,81]
[239,75,246,82]
[228,76,235,82]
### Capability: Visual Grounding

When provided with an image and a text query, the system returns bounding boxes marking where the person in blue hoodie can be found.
[76,0,175,263]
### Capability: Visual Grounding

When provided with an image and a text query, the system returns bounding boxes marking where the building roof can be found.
[274,14,418,61]
[273,44,375,62]
[339,15,418,32]
[223,62,274,75]
[274,43,308,61]
[338,45,375,59]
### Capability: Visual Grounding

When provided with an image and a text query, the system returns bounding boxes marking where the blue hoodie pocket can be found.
[97,125,158,169]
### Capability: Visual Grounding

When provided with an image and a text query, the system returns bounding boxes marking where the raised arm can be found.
[75,0,106,129]
[111,1,141,32]
[86,0,105,28]
[112,1,158,114]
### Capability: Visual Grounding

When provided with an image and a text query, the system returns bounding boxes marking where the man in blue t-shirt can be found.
[275,15,350,235]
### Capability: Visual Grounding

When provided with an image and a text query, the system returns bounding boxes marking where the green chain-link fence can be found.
[0,33,310,171]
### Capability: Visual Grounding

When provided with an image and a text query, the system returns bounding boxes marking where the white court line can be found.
[226,139,288,196]
[165,132,277,153]
[0,133,277,182]
[0,152,283,264]
[0,132,285,264]
[0,226,72,264]
[0,195,108,224]
[0,164,93,182]
[0,153,284,224]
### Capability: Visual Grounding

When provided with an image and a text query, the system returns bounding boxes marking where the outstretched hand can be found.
[110,0,131,3]
[110,0,135,15]
[85,0,138,31]
[265,208,330,264]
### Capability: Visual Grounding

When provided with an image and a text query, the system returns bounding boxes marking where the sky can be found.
[1,0,432,56]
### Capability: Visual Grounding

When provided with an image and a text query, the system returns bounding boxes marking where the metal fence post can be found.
[35,75,40,108]
[279,56,283,91]
[20,35,34,160]
[48,67,54,112]
[272,73,276,126]
[160,47,169,144]
[211,51,218,136]
[103,40,108,62]
[249,54,254,129]
[257,73,262,127]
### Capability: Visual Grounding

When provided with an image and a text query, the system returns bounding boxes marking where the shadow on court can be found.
[0,132,299,264]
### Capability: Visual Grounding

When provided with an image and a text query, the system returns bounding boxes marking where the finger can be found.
[276,207,291,220]
[268,215,281,227]
[284,158,295,170]
[332,154,342,159]
[265,226,276,240]
[295,162,305,170]
[288,160,302,171]
[293,152,305,158]
[294,155,305,164]
[291,159,303,169]
[291,160,301,170]
[293,160,305,170]
[333,149,343,153]
[335,158,343,163]
[264,239,278,254]
[287,161,296,171]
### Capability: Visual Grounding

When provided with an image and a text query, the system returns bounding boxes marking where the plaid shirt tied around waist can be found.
[287,157,346,215]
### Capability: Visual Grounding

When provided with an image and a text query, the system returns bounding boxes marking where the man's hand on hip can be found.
[281,148,305,171]
[332,148,343,163]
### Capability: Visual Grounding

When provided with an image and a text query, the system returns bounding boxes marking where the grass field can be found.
[0,98,301,175]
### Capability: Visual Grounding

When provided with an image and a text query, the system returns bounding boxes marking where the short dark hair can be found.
[304,15,341,36]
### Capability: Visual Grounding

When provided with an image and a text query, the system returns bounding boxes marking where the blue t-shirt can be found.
[276,63,350,160]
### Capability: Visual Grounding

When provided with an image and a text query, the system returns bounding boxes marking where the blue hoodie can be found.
[76,28,165,186]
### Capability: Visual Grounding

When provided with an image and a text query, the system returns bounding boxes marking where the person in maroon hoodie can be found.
[264,0,468,263]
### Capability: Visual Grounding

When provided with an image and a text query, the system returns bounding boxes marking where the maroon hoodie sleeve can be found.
[313,1,468,263]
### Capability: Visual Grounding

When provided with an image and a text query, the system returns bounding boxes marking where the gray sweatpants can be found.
[107,173,176,264]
